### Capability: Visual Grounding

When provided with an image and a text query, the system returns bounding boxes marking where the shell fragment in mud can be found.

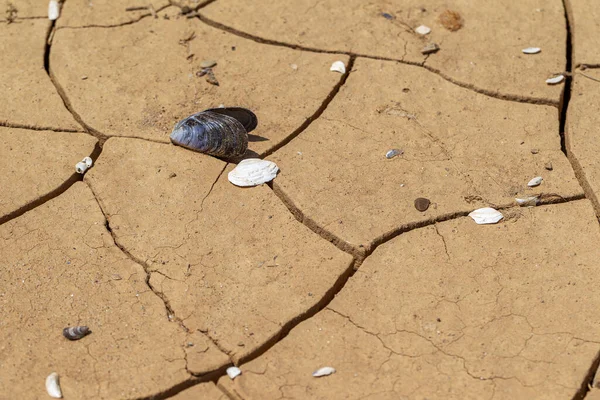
[546,75,564,85]
[226,366,242,380]
[421,43,440,55]
[45,373,62,398]
[63,326,91,341]
[48,0,60,20]
[385,149,403,159]
[170,108,257,158]
[522,47,541,54]
[313,366,336,377]
[468,208,503,225]
[515,196,539,207]
[228,159,279,187]
[527,176,543,187]
[330,61,346,74]
[415,25,431,35]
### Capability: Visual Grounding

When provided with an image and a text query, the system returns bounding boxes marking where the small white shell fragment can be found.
[228,159,279,187]
[226,366,242,380]
[75,161,88,174]
[515,196,539,207]
[522,47,541,54]
[330,61,346,74]
[48,0,60,20]
[527,176,543,187]
[45,372,63,398]
[385,149,403,159]
[468,208,504,225]
[290,63,298,70]
[82,156,93,168]
[415,25,431,35]
[312,366,336,377]
[546,75,564,85]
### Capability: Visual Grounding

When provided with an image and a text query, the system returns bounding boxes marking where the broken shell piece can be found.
[48,0,60,20]
[45,373,62,398]
[527,176,543,187]
[546,75,564,85]
[226,366,242,380]
[421,43,440,55]
[63,326,91,341]
[545,162,553,171]
[82,156,93,168]
[330,61,346,74]
[522,47,541,54]
[385,149,403,159]
[515,196,539,207]
[75,161,88,174]
[415,25,431,35]
[200,59,217,68]
[228,159,279,187]
[468,208,503,225]
[312,366,336,377]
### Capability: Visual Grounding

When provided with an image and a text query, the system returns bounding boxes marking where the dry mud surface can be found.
[2,0,600,399]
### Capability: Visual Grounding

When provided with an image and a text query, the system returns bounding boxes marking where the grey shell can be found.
[170,108,257,158]
[63,326,91,340]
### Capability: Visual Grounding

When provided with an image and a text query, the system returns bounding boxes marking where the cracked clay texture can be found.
[4,0,600,399]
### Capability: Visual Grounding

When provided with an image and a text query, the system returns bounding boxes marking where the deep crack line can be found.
[0,121,84,133]
[195,13,559,107]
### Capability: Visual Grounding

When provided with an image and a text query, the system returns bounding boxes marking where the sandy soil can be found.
[1,0,600,399]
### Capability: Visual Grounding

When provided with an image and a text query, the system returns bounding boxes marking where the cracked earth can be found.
[2,0,600,399]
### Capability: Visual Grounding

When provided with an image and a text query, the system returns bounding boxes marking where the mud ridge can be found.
[0,142,102,226]
[196,13,559,108]
[43,0,108,144]
[0,120,83,133]
[56,3,172,29]
[575,350,600,400]
[261,56,356,158]
[270,182,365,259]
[559,0,600,215]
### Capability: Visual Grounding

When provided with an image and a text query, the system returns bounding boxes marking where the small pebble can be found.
[200,59,217,68]
[81,76,88,80]
[421,43,440,55]
[290,63,298,70]
[545,162,553,171]
[530,148,539,154]
[414,197,430,212]
[381,12,394,20]
[415,25,431,35]
[385,149,403,159]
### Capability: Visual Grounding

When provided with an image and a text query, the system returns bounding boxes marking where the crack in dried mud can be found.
[0,120,83,133]
[195,13,559,107]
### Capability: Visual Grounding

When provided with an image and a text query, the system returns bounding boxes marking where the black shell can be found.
[170,108,257,157]
[63,326,91,341]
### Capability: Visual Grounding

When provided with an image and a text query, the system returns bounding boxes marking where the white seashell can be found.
[522,47,541,54]
[545,75,564,85]
[228,159,279,187]
[330,61,346,74]
[82,156,93,168]
[385,149,403,159]
[415,25,431,35]
[515,196,539,207]
[48,0,60,20]
[226,366,242,380]
[468,208,503,225]
[527,176,543,187]
[75,161,88,174]
[45,373,63,398]
[312,366,336,377]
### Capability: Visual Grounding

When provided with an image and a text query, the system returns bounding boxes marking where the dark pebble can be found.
[414,197,430,212]
[381,12,394,20]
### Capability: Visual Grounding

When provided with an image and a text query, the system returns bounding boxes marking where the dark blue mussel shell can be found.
[170,107,258,157]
